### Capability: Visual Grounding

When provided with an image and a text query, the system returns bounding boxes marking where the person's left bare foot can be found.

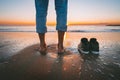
[39,44,47,55]
[58,44,65,54]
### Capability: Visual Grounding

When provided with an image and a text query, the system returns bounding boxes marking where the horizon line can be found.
[0,21,120,26]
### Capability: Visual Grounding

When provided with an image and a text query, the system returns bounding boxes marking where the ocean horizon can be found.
[0,25,120,32]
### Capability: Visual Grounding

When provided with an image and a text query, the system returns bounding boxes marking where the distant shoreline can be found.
[106,25,120,26]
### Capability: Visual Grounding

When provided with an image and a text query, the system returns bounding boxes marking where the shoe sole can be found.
[78,48,89,54]
[91,51,99,54]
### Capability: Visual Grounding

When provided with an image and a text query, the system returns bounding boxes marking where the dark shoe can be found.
[78,38,89,54]
[89,38,99,54]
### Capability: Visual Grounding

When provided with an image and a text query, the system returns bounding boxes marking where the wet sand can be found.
[0,32,120,80]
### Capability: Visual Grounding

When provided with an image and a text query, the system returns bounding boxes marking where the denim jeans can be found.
[35,0,68,33]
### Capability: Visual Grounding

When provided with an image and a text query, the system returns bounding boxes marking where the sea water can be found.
[0,25,120,32]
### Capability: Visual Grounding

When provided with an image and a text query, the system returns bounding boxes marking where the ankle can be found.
[40,43,46,48]
[58,44,64,49]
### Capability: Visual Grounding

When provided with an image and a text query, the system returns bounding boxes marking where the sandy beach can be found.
[0,32,120,80]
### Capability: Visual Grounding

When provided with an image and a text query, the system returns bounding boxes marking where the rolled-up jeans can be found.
[35,0,68,33]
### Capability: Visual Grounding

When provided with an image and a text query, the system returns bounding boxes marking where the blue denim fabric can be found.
[35,0,68,33]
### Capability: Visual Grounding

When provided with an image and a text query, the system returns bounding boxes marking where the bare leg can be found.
[58,31,65,53]
[38,33,47,53]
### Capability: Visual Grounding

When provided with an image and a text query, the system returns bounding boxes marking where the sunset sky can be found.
[0,0,120,25]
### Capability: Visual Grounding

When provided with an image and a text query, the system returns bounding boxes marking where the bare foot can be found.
[58,44,65,54]
[39,44,47,54]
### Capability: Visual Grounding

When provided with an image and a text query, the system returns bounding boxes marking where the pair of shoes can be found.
[78,38,99,54]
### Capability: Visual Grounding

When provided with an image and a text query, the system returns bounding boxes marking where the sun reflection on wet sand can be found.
[0,32,120,80]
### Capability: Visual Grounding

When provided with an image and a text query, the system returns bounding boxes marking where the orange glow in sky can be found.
[0,0,120,26]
